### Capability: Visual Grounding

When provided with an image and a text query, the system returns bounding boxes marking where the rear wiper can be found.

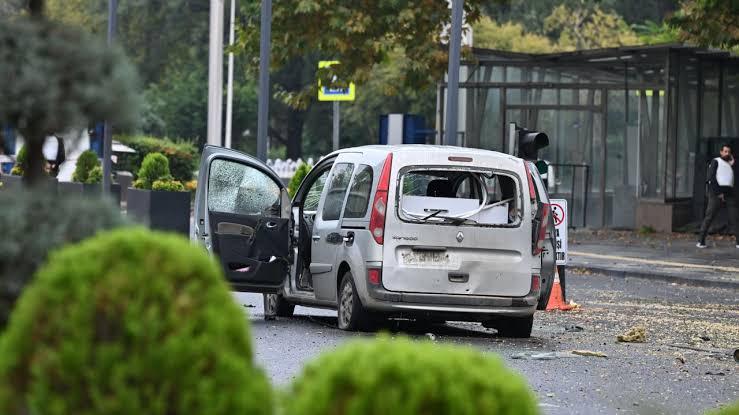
[421,208,448,221]
[434,215,478,225]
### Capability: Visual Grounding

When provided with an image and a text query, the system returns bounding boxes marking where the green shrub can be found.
[707,401,739,415]
[0,228,273,415]
[86,165,103,184]
[116,135,197,183]
[0,191,127,328]
[134,152,170,190]
[10,145,27,176]
[152,178,185,192]
[285,336,538,415]
[72,150,101,183]
[288,162,311,197]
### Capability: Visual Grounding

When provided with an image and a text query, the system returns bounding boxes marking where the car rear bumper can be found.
[363,282,537,318]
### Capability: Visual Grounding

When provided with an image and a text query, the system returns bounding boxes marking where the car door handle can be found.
[312,235,321,241]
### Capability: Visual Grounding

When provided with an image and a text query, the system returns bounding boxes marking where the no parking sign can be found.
[550,199,567,265]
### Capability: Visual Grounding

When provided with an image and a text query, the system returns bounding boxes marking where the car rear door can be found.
[193,145,291,293]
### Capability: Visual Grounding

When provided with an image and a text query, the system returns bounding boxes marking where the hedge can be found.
[0,228,272,415]
[115,135,197,183]
[285,335,539,415]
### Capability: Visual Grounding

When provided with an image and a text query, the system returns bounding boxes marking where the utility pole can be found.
[102,0,117,194]
[256,0,272,161]
[207,0,224,147]
[444,0,463,147]
[332,101,340,151]
[224,0,236,149]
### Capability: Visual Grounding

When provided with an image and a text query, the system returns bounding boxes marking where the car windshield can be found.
[398,168,521,226]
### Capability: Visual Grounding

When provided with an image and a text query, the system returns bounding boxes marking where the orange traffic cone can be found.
[546,268,573,311]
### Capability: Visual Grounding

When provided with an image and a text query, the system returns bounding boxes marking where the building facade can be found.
[437,45,739,231]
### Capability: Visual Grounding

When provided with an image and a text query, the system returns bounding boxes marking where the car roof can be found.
[325,145,522,163]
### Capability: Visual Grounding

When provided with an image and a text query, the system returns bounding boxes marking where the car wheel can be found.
[263,293,295,320]
[337,272,371,331]
[483,315,534,338]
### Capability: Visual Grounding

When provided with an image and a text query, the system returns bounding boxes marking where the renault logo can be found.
[456,231,464,243]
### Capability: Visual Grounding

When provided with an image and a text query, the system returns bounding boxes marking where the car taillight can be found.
[370,153,393,245]
[530,274,541,294]
[368,268,382,285]
[533,203,549,256]
[526,162,537,204]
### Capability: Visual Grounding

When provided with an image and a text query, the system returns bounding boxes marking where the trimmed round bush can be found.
[0,228,272,415]
[285,336,538,415]
[0,191,127,327]
[135,152,170,189]
[86,165,103,184]
[72,149,101,183]
[10,145,27,176]
[152,178,185,192]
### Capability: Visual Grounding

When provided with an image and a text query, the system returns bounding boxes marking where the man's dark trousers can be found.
[699,192,739,243]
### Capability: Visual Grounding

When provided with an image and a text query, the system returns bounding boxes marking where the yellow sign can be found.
[634,90,665,97]
[318,60,356,101]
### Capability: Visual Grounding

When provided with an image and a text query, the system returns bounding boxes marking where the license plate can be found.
[400,251,455,267]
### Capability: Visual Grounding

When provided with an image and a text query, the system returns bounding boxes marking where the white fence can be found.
[266,158,316,179]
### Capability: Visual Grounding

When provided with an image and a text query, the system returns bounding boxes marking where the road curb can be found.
[569,262,739,290]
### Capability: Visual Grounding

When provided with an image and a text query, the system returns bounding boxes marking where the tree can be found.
[669,0,739,50]
[235,0,487,109]
[473,16,556,52]
[544,4,640,50]
[0,2,140,185]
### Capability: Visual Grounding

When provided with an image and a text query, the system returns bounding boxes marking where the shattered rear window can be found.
[398,168,521,227]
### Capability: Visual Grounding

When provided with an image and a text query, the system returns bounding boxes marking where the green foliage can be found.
[0,228,272,415]
[9,145,27,176]
[285,336,538,415]
[544,5,640,50]
[706,401,739,415]
[152,178,185,192]
[669,0,739,50]
[633,20,681,44]
[86,165,103,184]
[473,16,556,53]
[134,152,171,190]
[0,191,127,328]
[0,16,141,183]
[288,163,311,197]
[116,135,196,183]
[235,0,487,108]
[72,149,100,183]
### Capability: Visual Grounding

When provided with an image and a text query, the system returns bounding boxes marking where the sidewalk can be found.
[567,229,739,289]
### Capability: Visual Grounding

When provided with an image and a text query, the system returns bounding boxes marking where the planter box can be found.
[58,182,120,207]
[127,188,190,235]
[0,174,23,191]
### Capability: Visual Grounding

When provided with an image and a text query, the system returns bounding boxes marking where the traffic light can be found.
[517,128,549,161]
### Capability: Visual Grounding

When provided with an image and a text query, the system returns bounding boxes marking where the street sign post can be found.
[318,61,355,151]
[550,199,568,265]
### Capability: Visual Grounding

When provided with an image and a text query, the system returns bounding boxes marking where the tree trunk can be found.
[286,109,305,160]
[23,132,46,187]
[28,0,44,17]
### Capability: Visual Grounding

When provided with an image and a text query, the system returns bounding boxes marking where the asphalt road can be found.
[233,272,739,415]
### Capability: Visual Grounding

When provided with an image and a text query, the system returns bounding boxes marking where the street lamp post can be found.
[225,0,236,149]
[102,0,117,193]
[444,0,463,147]
[207,0,225,147]
[256,0,272,161]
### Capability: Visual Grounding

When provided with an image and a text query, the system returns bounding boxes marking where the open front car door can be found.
[193,146,291,293]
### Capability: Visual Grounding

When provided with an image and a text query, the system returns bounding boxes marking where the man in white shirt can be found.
[697,144,739,248]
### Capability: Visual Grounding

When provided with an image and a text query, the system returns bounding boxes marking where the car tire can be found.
[337,272,372,331]
[483,315,534,338]
[263,293,295,319]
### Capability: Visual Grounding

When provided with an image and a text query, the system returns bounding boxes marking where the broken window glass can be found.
[208,158,281,216]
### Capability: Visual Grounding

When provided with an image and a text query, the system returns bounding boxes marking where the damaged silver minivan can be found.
[192,145,553,337]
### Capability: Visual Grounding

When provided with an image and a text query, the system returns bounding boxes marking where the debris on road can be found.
[568,300,582,310]
[243,304,255,308]
[565,324,585,332]
[425,333,437,341]
[734,349,739,363]
[511,351,576,360]
[572,350,608,358]
[674,353,686,364]
[617,326,646,343]
[704,371,725,376]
